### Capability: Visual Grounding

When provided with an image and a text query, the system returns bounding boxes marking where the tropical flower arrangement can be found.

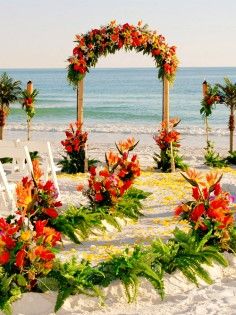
[58,121,94,173]
[153,118,187,172]
[20,85,39,141]
[67,21,179,85]
[83,137,140,207]
[175,168,236,251]
[20,88,38,120]
[0,161,62,312]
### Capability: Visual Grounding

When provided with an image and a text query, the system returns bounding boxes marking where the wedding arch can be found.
[67,21,179,131]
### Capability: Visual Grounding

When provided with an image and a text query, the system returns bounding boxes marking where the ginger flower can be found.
[116,137,138,154]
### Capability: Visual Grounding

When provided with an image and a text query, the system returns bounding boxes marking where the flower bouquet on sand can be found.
[153,118,187,172]
[175,168,236,251]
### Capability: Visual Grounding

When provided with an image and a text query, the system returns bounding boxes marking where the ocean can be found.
[0,67,236,140]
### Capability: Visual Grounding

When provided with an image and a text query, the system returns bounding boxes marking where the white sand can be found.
[1,137,236,315]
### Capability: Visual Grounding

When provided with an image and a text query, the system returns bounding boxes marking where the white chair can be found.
[17,141,60,198]
[0,161,16,211]
[0,146,33,182]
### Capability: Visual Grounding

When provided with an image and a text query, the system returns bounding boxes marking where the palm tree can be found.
[0,72,22,139]
[217,77,236,153]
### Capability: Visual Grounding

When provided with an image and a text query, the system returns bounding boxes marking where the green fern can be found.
[151,229,228,287]
[48,258,104,312]
[97,246,164,302]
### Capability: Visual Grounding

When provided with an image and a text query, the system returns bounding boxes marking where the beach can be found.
[0,68,236,315]
[1,134,236,315]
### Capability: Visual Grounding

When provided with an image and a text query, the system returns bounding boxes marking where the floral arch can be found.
[67,21,179,131]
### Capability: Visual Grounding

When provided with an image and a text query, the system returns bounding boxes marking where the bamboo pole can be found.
[77,79,84,125]
[76,79,87,171]
[163,77,175,172]
[27,81,33,94]
[26,81,33,141]
[229,107,235,153]
[202,80,208,97]
[202,81,210,145]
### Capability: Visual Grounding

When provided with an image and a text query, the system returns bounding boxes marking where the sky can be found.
[0,0,236,68]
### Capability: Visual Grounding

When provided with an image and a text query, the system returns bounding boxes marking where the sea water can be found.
[0,67,235,139]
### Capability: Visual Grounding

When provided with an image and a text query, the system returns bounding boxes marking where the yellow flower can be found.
[21,230,32,242]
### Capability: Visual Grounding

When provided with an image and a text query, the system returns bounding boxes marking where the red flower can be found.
[218,216,234,229]
[202,187,209,200]
[0,251,10,265]
[35,246,55,261]
[175,204,184,216]
[152,49,161,56]
[1,235,16,249]
[190,204,205,222]
[43,180,55,192]
[214,183,222,196]
[94,182,102,191]
[99,169,109,177]
[89,166,96,176]
[15,249,26,268]
[192,187,200,200]
[44,208,58,219]
[95,193,103,202]
[66,145,73,153]
[35,220,48,236]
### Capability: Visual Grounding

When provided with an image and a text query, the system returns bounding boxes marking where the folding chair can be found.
[0,146,33,182]
[0,161,16,211]
[17,140,60,198]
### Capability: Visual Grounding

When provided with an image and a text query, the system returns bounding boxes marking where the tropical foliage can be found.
[67,21,178,85]
[0,72,22,140]
[216,78,236,153]
[204,141,228,168]
[153,118,187,172]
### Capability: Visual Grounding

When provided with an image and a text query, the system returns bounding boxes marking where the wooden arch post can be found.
[77,79,84,125]
[162,76,175,172]
[76,79,88,171]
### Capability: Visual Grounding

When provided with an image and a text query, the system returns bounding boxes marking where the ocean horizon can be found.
[0,67,236,137]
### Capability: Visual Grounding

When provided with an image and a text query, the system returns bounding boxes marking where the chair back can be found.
[0,146,33,177]
[17,140,60,198]
[0,161,16,211]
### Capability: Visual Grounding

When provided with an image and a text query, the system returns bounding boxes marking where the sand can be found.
[1,136,236,315]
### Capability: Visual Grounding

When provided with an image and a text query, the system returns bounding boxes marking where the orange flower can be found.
[206,171,221,186]
[116,137,137,154]
[76,183,84,192]
[106,151,120,167]
[32,159,43,182]
[16,179,33,211]
[184,168,206,187]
